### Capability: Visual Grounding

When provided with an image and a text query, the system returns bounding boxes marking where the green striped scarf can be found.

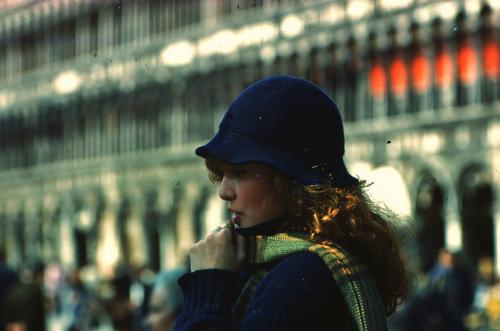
[232,232,388,331]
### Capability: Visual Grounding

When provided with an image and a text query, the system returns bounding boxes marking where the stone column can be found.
[0,205,6,257]
[96,173,121,279]
[491,141,500,277]
[126,187,148,268]
[494,202,500,278]
[4,202,20,267]
[175,182,201,265]
[41,194,59,263]
[59,195,76,269]
[444,184,462,252]
[3,199,16,266]
[202,192,226,239]
[158,182,176,269]
[23,197,42,262]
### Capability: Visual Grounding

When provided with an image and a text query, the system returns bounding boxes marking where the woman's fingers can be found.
[189,222,245,272]
[211,223,232,234]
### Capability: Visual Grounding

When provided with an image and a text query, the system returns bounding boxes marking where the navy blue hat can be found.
[195,75,358,187]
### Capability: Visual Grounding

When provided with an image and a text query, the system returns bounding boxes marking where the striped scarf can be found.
[232,232,388,331]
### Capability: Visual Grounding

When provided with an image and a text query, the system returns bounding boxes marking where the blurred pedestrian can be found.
[144,268,185,331]
[3,261,46,331]
[469,256,496,330]
[0,249,18,331]
[392,249,474,331]
[173,75,410,330]
[109,263,134,331]
[428,249,474,331]
[59,268,90,331]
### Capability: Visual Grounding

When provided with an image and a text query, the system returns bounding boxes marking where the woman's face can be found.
[216,162,286,228]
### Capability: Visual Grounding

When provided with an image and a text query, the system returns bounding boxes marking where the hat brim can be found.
[195,130,358,187]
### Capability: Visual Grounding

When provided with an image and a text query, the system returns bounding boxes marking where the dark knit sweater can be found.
[173,217,352,331]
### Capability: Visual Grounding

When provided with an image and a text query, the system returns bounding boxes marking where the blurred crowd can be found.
[2,247,500,330]
[391,249,500,331]
[0,249,186,331]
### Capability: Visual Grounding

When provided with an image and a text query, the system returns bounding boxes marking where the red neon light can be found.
[369,63,386,98]
[390,57,408,97]
[483,41,499,80]
[458,44,478,84]
[411,55,431,92]
[435,51,453,88]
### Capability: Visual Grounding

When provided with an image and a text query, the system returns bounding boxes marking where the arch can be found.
[402,153,464,272]
[349,162,412,218]
[406,154,456,214]
[407,154,461,250]
[364,165,412,218]
[458,162,494,268]
[414,172,446,272]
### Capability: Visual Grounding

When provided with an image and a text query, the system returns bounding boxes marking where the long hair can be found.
[275,173,411,316]
[204,157,410,315]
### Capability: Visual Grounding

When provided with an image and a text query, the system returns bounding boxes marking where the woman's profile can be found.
[173,75,410,331]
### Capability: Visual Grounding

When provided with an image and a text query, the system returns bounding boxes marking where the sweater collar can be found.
[234,215,288,238]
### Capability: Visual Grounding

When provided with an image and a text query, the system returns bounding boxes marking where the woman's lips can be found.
[231,212,242,227]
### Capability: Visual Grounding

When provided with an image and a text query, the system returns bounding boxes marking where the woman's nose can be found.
[219,177,235,201]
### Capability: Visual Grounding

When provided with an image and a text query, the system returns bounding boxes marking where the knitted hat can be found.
[195,75,358,187]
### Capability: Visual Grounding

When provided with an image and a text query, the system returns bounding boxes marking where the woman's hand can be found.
[189,225,246,272]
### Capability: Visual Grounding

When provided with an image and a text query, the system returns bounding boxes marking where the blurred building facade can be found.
[0,0,499,278]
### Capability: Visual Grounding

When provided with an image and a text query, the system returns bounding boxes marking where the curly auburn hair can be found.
[204,158,410,315]
[274,173,410,315]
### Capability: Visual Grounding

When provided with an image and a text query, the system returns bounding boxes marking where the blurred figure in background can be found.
[44,261,63,316]
[59,268,89,331]
[144,268,185,331]
[473,257,495,311]
[0,249,18,331]
[130,264,155,331]
[427,249,475,331]
[392,249,475,331]
[467,256,496,330]
[2,261,46,331]
[109,264,134,331]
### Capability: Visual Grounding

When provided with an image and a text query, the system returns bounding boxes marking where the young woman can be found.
[173,75,410,331]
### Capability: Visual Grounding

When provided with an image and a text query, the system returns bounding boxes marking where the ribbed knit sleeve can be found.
[173,269,241,331]
[173,252,351,331]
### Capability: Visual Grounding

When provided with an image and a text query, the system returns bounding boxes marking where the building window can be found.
[367,32,387,119]
[408,22,431,113]
[113,1,122,46]
[60,19,76,60]
[90,10,99,56]
[454,11,479,106]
